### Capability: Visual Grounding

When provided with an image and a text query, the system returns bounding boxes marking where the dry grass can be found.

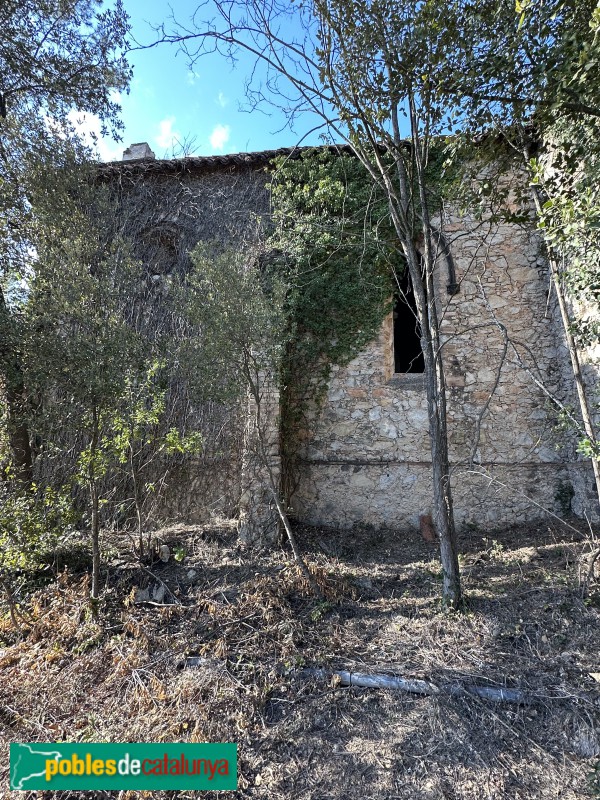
[1,518,599,799]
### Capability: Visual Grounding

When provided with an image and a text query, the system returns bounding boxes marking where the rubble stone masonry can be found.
[107,148,599,532]
[291,214,598,528]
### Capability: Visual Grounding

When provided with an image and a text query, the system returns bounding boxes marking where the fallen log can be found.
[300,668,531,705]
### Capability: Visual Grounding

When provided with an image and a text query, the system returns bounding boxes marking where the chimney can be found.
[122,142,156,161]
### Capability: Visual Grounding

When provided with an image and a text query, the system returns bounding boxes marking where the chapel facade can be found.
[103,143,599,534]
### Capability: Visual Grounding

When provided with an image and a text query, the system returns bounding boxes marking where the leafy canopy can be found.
[0,0,130,127]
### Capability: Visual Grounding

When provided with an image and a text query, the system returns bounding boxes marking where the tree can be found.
[23,168,148,600]
[157,0,466,606]
[20,149,219,598]
[0,0,131,481]
[105,361,203,559]
[183,242,322,594]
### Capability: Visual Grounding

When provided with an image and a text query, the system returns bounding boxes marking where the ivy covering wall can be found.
[266,148,398,498]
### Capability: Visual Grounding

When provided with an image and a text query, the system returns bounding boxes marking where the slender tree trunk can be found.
[89,405,101,602]
[129,445,144,558]
[135,500,144,559]
[417,196,461,606]
[428,377,461,606]
[385,215,462,608]
[356,95,462,609]
[90,481,100,601]
[409,247,461,609]
[395,96,462,608]
[526,160,600,507]
[0,288,33,484]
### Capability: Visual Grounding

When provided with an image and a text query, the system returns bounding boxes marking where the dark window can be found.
[393,269,424,373]
[139,225,179,277]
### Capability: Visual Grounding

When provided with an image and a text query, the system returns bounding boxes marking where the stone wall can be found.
[291,214,597,529]
[106,149,598,531]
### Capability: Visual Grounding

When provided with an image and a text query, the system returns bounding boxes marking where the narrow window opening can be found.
[393,268,425,374]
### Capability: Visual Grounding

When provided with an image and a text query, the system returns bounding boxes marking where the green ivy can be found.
[267,148,396,494]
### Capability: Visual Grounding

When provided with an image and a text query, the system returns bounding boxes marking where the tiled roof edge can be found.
[98,144,360,176]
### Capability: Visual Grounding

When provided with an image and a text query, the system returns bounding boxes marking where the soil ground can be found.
[1,518,600,799]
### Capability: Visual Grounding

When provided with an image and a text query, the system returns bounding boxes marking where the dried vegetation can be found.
[1,519,600,799]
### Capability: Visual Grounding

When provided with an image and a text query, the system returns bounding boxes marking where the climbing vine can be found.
[267,148,396,499]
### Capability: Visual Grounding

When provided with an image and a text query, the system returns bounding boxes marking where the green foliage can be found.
[107,363,169,463]
[577,436,600,461]
[526,118,600,463]
[173,546,186,563]
[10,162,206,570]
[182,242,289,395]
[268,148,394,389]
[181,153,396,510]
[0,0,131,294]
[427,0,600,133]
[0,0,132,493]
[101,361,203,539]
[23,176,148,463]
[0,0,130,127]
[265,148,397,495]
[417,0,600,477]
[309,600,332,622]
[0,480,75,570]
[554,481,575,514]
[165,429,203,455]
[531,119,600,350]
[104,362,203,465]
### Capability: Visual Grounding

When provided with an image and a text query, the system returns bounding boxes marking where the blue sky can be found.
[90,0,326,162]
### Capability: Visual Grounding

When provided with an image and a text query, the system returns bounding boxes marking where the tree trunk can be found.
[0,288,33,484]
[394,236,461,609]
[402,100,462,608]
[419,277,462,609]
[89,406,101,602]
[5,383,33,483]
[90,480,100,601]
[130,445,145,558]
[526,160,600,507]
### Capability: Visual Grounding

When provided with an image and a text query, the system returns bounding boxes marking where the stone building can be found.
[106,143,599,533]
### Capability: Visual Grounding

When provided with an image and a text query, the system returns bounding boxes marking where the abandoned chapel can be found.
[104,141,600,538]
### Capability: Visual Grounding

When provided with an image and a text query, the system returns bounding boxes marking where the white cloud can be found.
[210,124,230,152]
[187,70,200,86]
[155,116,182,150]
[66,110,122,162]
[217,91,229,108]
